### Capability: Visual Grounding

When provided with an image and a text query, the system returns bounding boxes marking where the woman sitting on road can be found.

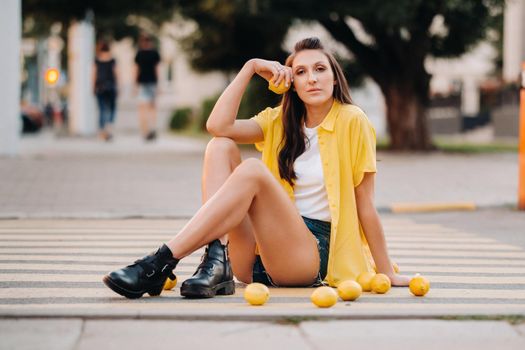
[103,37,410,299]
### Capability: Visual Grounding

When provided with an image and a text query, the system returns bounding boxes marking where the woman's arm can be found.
[206,59,292,143]
[355,172,410,286]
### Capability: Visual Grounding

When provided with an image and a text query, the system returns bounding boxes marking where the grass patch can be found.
[434,142,518,153]
[376,137,518,153]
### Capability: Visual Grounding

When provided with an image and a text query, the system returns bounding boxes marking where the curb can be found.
[389,202,477,214]
[376,202,478,214]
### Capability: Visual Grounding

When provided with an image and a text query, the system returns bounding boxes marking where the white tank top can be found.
[293,125,331,222]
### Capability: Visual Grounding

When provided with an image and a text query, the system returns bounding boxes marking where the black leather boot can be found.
[103,244,179,299]
[180,239,235,298]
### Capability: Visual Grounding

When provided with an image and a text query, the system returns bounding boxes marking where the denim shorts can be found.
[252,216,331,287]
[138,83,157,103]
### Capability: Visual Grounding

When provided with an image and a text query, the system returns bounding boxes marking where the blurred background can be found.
[0,0,522,153]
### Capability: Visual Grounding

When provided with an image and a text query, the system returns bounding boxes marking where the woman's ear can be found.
[334,80,337,85]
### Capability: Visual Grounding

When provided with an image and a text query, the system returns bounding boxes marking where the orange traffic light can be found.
[44,68,60,85]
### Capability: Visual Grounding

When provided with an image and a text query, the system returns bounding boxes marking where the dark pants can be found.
[96,90,116,130]
[252,216,331,287]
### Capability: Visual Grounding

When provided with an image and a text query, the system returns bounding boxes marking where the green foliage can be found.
[178,0,504,71]
[22,0,177,39]
[195,79,282,131]
[175,0,504,111]
[169,107,193,130]
[22,0,177,21]
[198,95,220,131]
[238,78,282,119]
[178,0,292,72]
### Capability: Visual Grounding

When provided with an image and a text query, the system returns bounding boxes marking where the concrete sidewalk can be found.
[2,319,524,350]
[0,131,519,219]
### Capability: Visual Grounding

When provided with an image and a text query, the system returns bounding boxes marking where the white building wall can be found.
[0,0,21,156]
[68,21,97,135]
[503,0,525,83]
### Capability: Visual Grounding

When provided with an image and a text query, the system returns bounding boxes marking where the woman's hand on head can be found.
[250,59,293,88]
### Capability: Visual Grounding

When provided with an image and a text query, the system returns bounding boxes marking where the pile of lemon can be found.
[165,265,430,308]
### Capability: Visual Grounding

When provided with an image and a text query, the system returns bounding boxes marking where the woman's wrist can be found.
[244,59,257,76]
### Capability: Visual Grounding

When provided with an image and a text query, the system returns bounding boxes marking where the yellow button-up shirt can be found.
[251,100,377,286]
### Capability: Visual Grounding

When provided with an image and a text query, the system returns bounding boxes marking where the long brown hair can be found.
[278,37,353,187]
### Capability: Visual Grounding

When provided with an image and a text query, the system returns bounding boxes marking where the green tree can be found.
[178,0,504,150]
[22,0,177,39]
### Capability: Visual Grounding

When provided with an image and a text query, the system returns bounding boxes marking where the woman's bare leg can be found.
[138,103,149,137]
[167,158,320,286]
[199,137,257,281]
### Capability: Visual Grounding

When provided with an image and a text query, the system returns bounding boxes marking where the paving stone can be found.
[0,319,83,350]
[300,320,525,350]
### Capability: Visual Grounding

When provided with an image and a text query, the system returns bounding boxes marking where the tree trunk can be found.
[382,83,434,151]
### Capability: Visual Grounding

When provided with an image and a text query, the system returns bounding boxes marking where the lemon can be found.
[268,79,289,94]
[371,273,391,294]
[356,271,376,292]
[163,276,177,290]
[310,286,338,308]
[244,283,270,306]
[337,280,362,301]
[409,274,430,297]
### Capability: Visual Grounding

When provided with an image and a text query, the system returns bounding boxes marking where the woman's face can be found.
[291,49,335,107]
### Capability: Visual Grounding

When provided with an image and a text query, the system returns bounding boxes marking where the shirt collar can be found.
[274,100,341,132]
[319,100,341,132]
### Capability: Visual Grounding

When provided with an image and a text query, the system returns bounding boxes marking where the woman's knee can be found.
[205,137,240,160]
[233,158,270,183]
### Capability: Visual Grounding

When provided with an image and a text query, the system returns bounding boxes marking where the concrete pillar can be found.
[0,0,21,156]
[461,76,480,116]
[503,0,525,83]
[68,21,96,135]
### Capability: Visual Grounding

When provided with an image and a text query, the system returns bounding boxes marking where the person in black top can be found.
[135,34,161,141]
[93,40,118,141]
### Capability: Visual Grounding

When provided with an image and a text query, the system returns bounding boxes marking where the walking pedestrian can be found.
[93,40,118,141]
[135,34,161,141]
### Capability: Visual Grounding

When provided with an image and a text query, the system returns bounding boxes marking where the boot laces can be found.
[196,247,217,276]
